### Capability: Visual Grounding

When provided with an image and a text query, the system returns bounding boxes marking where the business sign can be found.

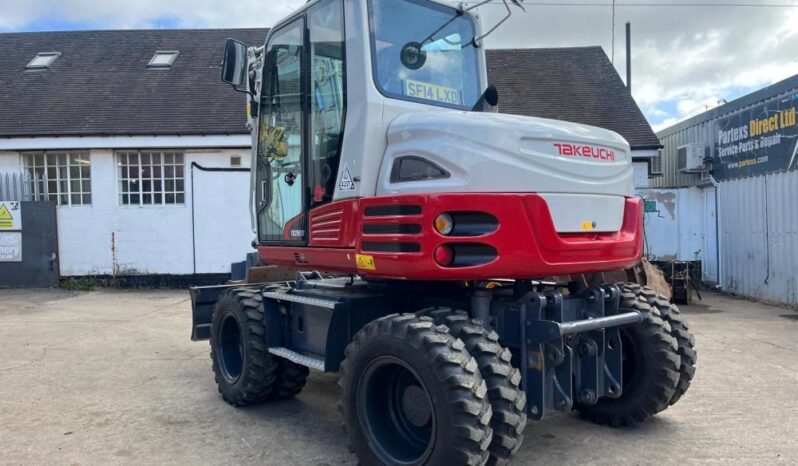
[0,201,22,230]
[0,231,22,262]
[714,92,798,180]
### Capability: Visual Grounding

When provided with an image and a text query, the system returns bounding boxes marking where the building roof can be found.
[657,73,798,137]
[487,47,661,150]
[0,28,268,138]
[0,30,659,150]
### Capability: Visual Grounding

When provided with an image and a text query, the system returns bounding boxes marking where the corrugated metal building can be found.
[653,75,798,305]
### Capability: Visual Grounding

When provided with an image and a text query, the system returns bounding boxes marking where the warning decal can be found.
[356,254,376,271]
[0,202,20,230]
[339,165,355,191]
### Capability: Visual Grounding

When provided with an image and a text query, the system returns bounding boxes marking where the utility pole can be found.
[626,21,632,92]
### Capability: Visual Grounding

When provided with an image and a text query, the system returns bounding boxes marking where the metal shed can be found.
[654,75,798,306]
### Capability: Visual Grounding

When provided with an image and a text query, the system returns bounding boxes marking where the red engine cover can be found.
[259,193,643,281]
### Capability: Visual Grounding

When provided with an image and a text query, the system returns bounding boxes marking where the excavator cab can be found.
[222,0,499,247]
[221,0,643,280]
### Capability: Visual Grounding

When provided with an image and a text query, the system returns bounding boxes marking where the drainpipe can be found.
[709,174,722,289]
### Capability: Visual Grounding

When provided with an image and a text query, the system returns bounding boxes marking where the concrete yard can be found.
[1,288,796,465]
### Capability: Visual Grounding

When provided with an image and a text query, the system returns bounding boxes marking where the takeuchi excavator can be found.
[190,0,697,464]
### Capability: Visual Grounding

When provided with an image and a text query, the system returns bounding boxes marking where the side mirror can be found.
[471,84,499,113]
[221,38,249,89]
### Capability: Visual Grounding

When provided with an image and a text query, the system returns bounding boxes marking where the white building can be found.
[0,29,269,283]
[0,30,661,284]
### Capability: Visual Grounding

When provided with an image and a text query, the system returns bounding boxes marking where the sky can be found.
[1,0,797,132]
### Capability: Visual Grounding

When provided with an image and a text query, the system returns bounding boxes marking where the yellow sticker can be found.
[356,254,376,271]
[580,221,595,232]
[0,204,13,229]
[404,79,462,105]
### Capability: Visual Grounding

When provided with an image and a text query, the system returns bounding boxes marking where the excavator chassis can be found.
[190,274,640,421]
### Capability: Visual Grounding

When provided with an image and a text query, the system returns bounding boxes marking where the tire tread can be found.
[339,314,493,466]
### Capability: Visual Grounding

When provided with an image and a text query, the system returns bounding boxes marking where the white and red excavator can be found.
[190,0,696,464]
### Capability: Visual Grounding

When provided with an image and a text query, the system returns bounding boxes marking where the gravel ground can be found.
[1,288,796,465]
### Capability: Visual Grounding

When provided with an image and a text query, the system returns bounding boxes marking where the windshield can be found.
[368,0,482,110]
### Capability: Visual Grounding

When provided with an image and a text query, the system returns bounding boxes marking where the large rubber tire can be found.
[210,288,278,406]
[575,284,681,426]
[424,309,527,466]
[628,284,697,405]
[272,359,309,400]
[339,314,493,466]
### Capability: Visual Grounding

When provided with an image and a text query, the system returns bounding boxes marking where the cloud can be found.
[2,0,798,130]
[0,0,305,31]
[475,1,798,128]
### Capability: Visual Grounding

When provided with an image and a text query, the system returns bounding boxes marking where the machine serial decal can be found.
[355,254,376,271]
[554,143,617,162]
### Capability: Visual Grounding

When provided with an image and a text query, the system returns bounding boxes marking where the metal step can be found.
[269,347,326,371]
[263,291,338,309]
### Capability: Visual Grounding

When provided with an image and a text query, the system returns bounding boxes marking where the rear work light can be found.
[433,212,498,237]
[433,213,454,235]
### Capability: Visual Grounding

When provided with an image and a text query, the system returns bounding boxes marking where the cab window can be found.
[257,20,305,243]
[368,0,481,110]
[309,0,347,205]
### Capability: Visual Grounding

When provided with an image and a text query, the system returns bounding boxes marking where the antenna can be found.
[626,21,631,91]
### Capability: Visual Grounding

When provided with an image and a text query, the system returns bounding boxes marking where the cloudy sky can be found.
[2,0,797,131]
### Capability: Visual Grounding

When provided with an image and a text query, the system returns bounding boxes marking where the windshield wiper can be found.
[473,0,525,47]
[400,0,526,70]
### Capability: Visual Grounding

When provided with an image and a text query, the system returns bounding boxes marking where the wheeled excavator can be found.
[190,0,697,464]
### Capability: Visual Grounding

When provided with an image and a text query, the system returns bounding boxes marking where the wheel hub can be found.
[401,385,432,427]
[357,356,435,465]
[218,314,244,383]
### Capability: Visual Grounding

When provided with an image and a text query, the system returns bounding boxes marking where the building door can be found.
[702,187,718,284]
[0,200,59,288]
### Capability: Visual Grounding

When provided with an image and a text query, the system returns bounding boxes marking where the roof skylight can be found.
[26,52,61,69]
[148,50,180,68]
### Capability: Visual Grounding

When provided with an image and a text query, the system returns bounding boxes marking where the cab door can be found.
[256,18,307,244]
[255,0,347,246]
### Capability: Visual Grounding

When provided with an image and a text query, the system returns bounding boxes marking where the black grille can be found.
[363,223,422,234]
[363,205,422,217]
[361,242,422,253]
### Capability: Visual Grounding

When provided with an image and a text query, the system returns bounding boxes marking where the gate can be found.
[0,172,59,288]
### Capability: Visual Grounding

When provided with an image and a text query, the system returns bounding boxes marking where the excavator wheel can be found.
[423,309,527,466]
[271,359,309,400]
[210,288,278,406]
[626,284,697,404]
[339,314,493,466]
[575,284,681,426]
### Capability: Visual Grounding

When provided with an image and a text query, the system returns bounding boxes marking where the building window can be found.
[118,151,185,205]
[27,52,61,69]
[23,152,92,205]
[148,51,179,68]
[650,149,664,176]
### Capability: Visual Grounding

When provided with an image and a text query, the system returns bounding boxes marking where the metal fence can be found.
[718,169,798,306]
[0,172,50,202]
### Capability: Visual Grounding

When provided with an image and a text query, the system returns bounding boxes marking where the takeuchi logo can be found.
[554,143,617,162]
